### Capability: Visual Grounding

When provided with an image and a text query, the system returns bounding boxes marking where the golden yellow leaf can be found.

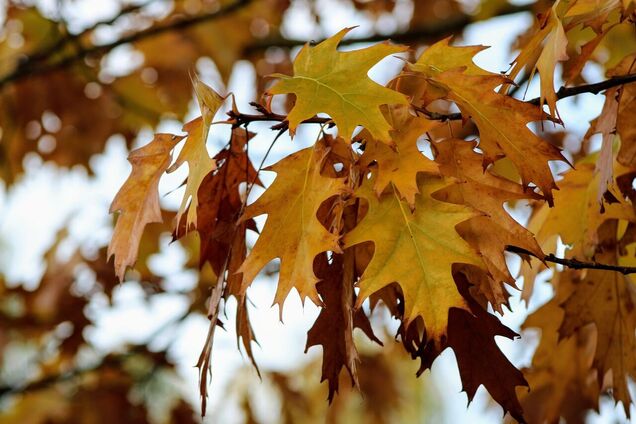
[267,27,408,143]
[238,140,347,313]
[167,79,224,232]
[343,175,484,346]
[359,105,439,206]
[108,133,182,281]
[532,162,634,257]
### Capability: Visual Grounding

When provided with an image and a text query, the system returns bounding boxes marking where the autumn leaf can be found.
[306,253,381,401]
[504,7,568,118]
[530,161,634,257]
[591,86,620,204]
[266,27,408,143]
[168,80,224,232]
[344,175,484,346]
[448,273,528,423]
[431,139,543,311]
[517,301,599,424]
[409,40,567,203]
[108,133,182,281]
[238,139,347,312]
[359,105,440,206]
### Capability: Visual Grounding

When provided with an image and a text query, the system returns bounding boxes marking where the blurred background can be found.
[0,0,631,422]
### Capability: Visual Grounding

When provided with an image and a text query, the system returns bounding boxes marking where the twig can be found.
[543,254,636,274]
[506,246,636,275]
[526,73,636,105]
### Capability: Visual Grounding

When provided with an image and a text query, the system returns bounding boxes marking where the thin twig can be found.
[506,246,636,275]
[526,73,636,105]
[543,254,636,274]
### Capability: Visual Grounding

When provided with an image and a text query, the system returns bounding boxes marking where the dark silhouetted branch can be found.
[507,246,636,275]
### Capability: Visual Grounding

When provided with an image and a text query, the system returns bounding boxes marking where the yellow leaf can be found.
[535,11,569,118]
[238,140,347,313]
[533,162,634,257]
[343,175,484,346]
[168,79,224,232]
[108,133,182,280]
[266,27,408,143]
[359,105,440,206]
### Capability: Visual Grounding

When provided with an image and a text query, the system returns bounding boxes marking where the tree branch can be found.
[244,3,534,54]
[543,254,636,274]
[227,75,636,128]
[506,246,636,275]
[0,2,533,89]
[0,0,252,88]
[526,73,636,105]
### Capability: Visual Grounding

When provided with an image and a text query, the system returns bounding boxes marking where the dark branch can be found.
[543,254,636,274]
[526,73,636,105]
[227,74,636,127]
[506,246,636,275]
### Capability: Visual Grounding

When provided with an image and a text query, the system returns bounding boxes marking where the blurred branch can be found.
[0,348,140,397]
[0,1,534,89]
[244,3,534,53]
[25,0,159,65]
[0,309,191,398]
[0,0,252,88]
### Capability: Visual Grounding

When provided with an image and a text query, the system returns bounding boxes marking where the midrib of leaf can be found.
[392,184,431,311]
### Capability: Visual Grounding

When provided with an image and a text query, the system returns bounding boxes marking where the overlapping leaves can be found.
[105,25,636,424]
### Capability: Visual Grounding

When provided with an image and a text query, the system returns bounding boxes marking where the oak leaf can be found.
[108,133,182,281]
[168,80,224,233]
[410,41,567,203]
[266,27,408,143]
[306,253,381,401]
[431,139,543,311]
[343,175,484,346]
[359,105,440,207]
[558,238,636,413]
[238,140,347,312]
[517,301,599,424]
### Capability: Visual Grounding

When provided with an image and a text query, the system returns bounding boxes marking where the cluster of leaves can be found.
[2,0,636,422]
[106,0,636,419]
